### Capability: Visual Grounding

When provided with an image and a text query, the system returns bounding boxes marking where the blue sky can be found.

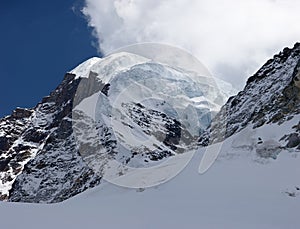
[0,0,99,117]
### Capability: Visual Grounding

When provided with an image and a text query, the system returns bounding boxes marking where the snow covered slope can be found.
[0,132,299,228]
[200,43,300,150]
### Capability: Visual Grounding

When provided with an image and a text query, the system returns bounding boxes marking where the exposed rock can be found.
[286,133,300,148]
[199,43,300,149]
[0,73,102,203]
[11,108,33,119]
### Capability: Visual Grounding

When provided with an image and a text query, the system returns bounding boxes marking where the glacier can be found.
[70,50,236,187]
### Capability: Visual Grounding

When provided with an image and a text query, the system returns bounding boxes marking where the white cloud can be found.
[83,0,300,88]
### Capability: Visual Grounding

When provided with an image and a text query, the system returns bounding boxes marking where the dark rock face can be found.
[0,73,102,203]
[0,137,9,152]
[286,133,300,148]
[280,121,300,149]
[120,102,183,162]
[200,43,300,146]
[9,128,99,203]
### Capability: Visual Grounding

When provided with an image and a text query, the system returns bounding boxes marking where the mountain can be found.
[0,52,232,202]
[0,43,299,204]
[0,73,102,202]
[200,43,300,153]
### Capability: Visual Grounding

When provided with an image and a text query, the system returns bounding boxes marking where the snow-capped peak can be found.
[70,52,151,80]
[70,57,101,79]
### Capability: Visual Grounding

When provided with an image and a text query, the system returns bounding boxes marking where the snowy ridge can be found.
[70,57,101,79]
[70,52,149,80]
[200,43,300,147]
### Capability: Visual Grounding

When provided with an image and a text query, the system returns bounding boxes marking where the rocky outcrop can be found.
[0,73,102,203]
[200,43,300,150]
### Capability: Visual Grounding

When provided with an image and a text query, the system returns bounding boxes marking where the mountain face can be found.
[0,52,229,202]
[0,44,299,203]
[200,43,300,152]
[0,73,102,202]
[71,52,233,175]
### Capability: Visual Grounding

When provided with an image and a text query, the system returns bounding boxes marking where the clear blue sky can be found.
[0,0,99,117]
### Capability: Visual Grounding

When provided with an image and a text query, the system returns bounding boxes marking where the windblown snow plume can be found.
[83,0,300,88]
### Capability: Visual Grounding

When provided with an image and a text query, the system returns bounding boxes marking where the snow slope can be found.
[0,117,299,228]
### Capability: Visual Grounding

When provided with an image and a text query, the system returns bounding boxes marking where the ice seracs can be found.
[71,51,230,183]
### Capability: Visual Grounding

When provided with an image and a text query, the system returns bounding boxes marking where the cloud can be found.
[82,0,300,88]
